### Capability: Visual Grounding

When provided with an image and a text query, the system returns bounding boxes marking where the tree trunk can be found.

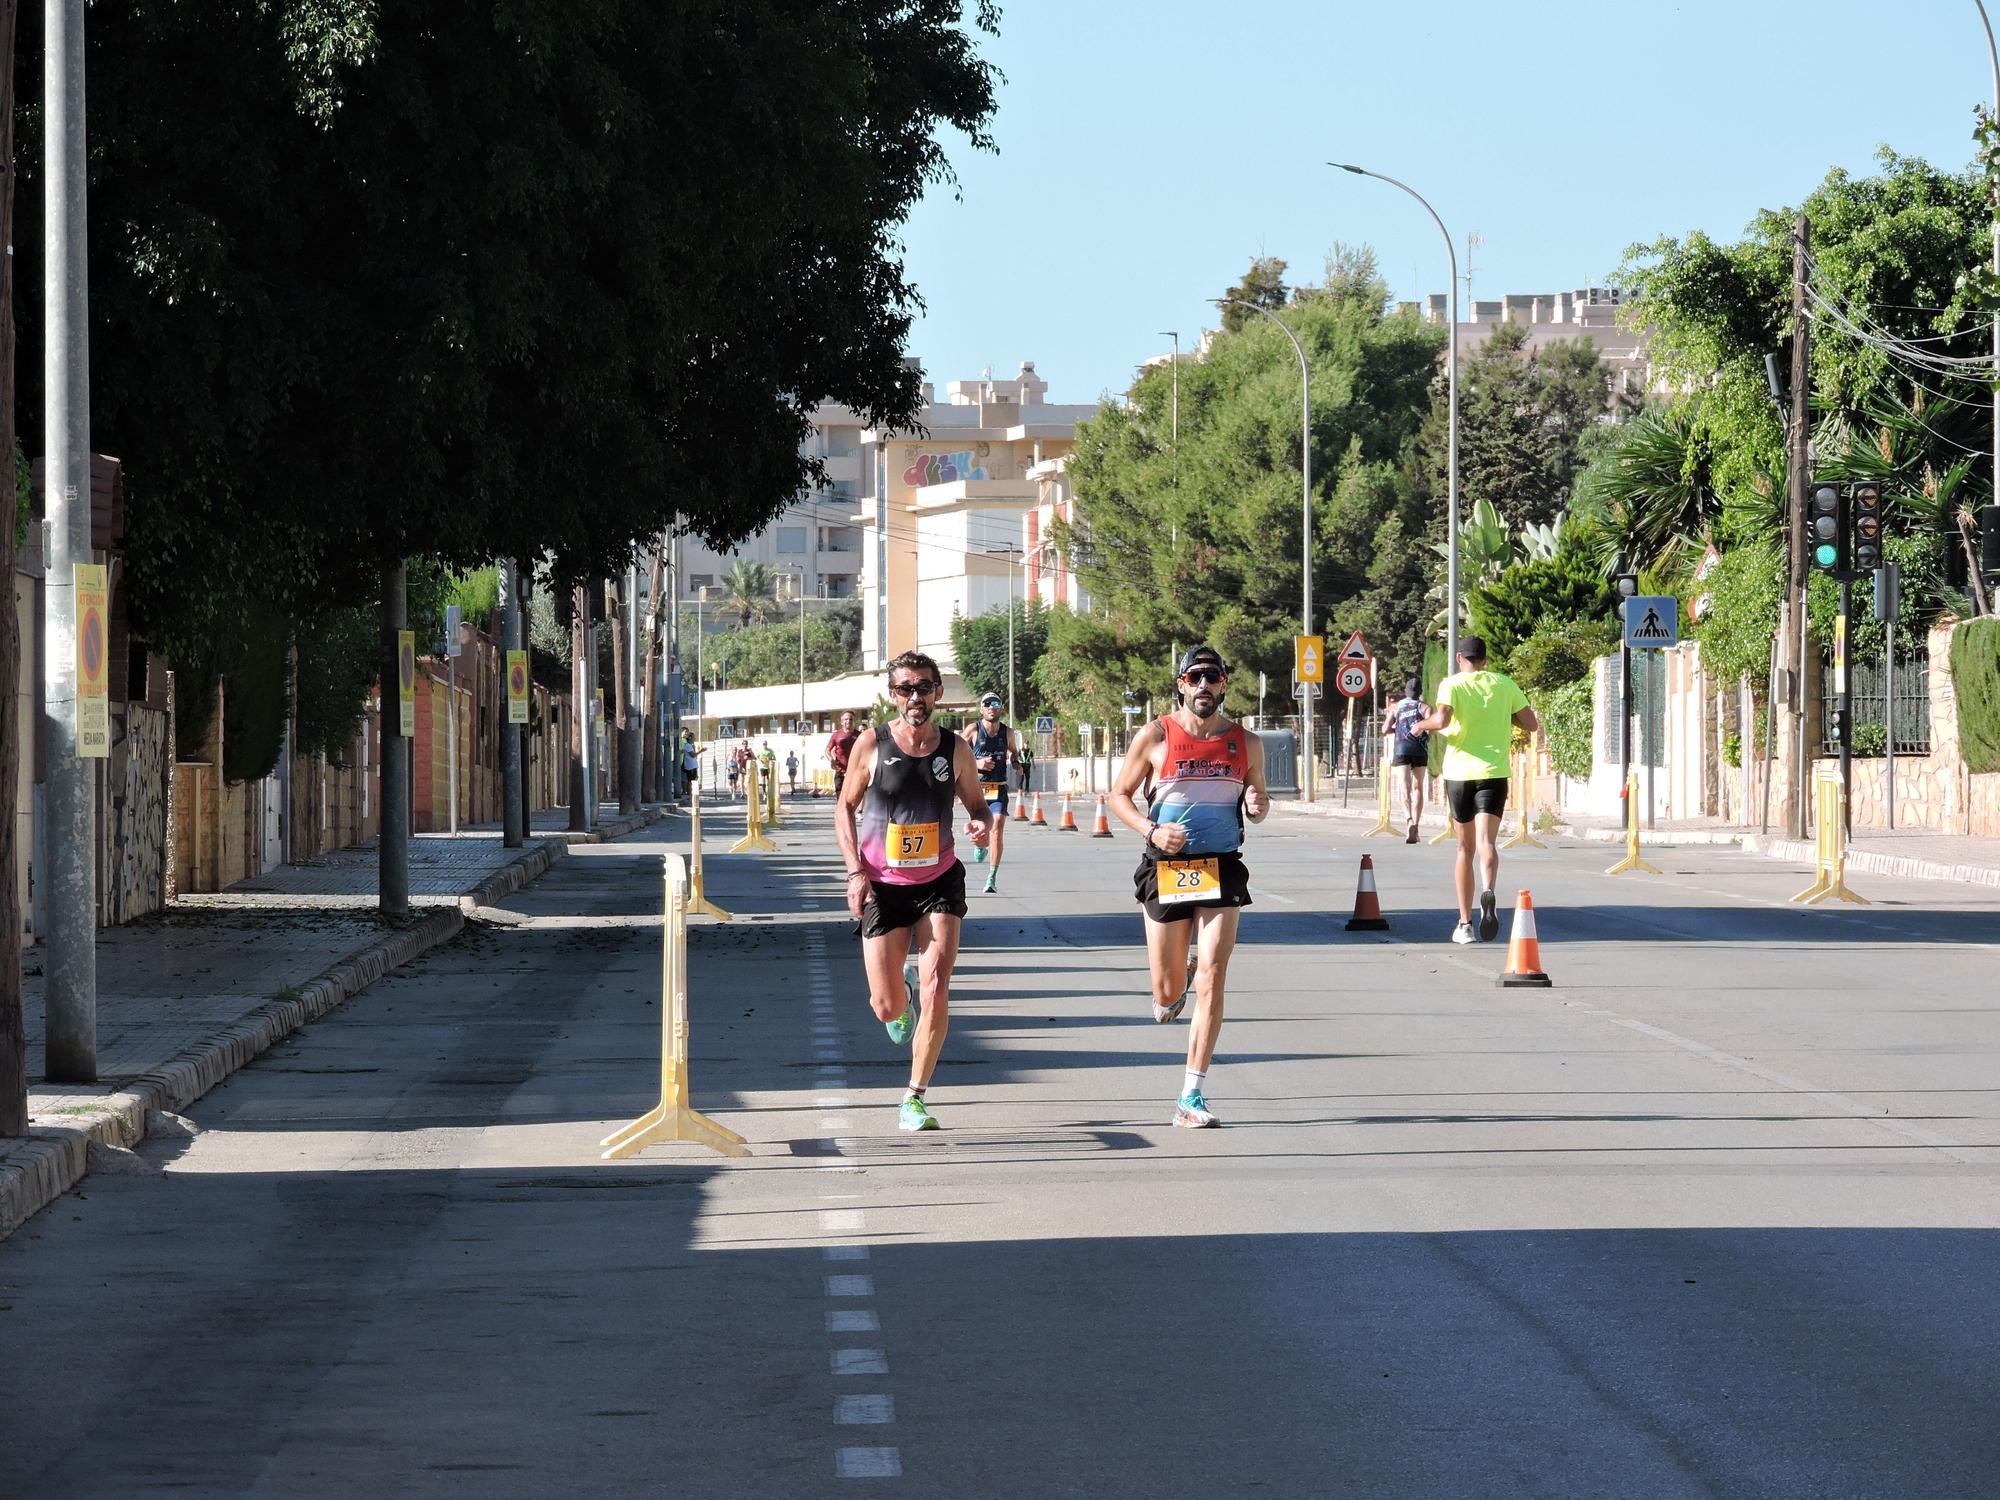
[378,560,409,917]
[641,549,665,802]
[568,585,587,831]
[0,0,26,1137]
[610,578,635,813]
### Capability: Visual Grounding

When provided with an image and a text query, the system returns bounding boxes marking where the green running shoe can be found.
[899,1094,940,1131]
[973,843,988,864]
[983,870,998,895]
[1173,1090,1219,1128]
[887,963,919,1045]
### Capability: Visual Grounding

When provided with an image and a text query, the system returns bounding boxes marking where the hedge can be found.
[1951,618,2000,774]
[1542,675,1594,780]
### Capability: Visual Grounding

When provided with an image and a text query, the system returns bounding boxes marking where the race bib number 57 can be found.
[1157,857,1220,905]
[886,821,941,870]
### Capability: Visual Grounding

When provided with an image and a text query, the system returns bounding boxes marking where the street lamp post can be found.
[1218,297,1316,803]
[783,564,808,736]
[1331,163,1461,664]
[1975,2,1999,612]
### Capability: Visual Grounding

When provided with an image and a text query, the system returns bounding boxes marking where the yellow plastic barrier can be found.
[764,756,784,829]
[601,854,749,1160]
[687,788,732,921]
[1502,749,1547,850]
[1364,755,1395,837]
[1791,768,1868,905]
[1604,771,1660,875]
[731,759,776,854]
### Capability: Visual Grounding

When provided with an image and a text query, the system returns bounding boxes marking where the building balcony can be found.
[910,479,1037,514]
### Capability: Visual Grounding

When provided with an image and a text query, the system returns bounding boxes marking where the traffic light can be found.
[1807,481,1846,573]
[1850,480,1883,573]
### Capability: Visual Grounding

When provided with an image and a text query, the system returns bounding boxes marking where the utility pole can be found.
[499,556,524,848]
[378,561,410,917]
[612,575,636,815]
[0,0,27,1135]
[43,0,95,1079]
[1786,212,1811,840]
[516,560,533,838]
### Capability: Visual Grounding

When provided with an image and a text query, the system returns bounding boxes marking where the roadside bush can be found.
[1510,617,1618,698]
[1542,675,1594,779]
[1950,618,2000,773]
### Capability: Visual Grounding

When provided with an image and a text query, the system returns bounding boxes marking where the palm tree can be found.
[1570,402,1721,576]
[716,560,783,626]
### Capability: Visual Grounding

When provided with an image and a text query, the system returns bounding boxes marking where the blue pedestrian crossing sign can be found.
[1622,595,1679,649]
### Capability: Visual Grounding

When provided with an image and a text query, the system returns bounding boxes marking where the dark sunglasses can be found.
[889,679,939,698]
[1182,668,1226,686]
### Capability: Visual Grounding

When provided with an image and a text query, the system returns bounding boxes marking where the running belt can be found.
[1149,716,1247,857]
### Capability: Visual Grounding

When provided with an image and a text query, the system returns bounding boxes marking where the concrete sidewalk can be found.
[1278,794,2000,888]
[0,802,663,1239]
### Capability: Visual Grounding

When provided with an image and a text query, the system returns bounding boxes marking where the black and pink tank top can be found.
[857,729,960,885]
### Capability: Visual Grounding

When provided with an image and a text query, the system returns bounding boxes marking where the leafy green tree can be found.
[15,0,1003,770]
[1570,402,1721,574]
[1064,260,1445,716]
[714,617,849,690]
[1467,550,1618,660]
[949,602,1051,714]
[1508,617,1620,697]
[717,561,785,627]
[1449,323,1615,532]
[1219,256,1290,333]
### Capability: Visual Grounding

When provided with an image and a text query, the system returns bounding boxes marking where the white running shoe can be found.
[1451,921,1477,945]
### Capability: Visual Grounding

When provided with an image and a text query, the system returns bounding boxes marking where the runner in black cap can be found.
[1107,645,1268,1128]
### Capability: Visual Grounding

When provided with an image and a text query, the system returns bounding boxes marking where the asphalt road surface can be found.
[4,794,1998,1498]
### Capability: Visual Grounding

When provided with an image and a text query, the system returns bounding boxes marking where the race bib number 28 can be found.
[1157,857,1221,905]
[886,821,941,870]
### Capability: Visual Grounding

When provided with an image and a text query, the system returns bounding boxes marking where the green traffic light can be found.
[1814,543,1838,567]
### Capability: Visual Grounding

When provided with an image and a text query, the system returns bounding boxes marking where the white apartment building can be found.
[1405,285,1655,403]
[855,361,1096,674]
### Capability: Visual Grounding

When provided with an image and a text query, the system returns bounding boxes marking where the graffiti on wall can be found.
[110,703,171,924]
[901,447,991,488]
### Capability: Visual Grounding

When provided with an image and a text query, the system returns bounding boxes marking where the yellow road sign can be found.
[77,564,109,758]
[507,649,530,725]
[398,629,416,737]
[1295,634,1325,684]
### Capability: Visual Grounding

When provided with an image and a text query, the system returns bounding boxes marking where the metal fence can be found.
[1819,653,1930,755]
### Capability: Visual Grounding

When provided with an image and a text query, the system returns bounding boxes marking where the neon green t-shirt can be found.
[1437,669,1528,781]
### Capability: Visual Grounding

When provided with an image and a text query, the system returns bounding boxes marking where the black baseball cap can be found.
[1457,635,1489,662]
[1177,645,1229,677]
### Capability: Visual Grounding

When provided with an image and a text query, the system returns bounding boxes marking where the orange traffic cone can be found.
[1013,790,1033,822]
[1090,795,1114,838]
[1031,792,1048,827]
[1344,854,1390,931]
[1497,890,1552,988]
[1057,793,1078,831]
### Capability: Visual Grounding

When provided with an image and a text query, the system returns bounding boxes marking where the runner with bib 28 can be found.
[1109,645,1268,1128]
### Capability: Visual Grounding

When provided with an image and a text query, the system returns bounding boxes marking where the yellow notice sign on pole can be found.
[1833,613,1848,696]
[398,629,417,737]
[506,650,530,725]
[76,564,109,758]
[1294,634,1325,684]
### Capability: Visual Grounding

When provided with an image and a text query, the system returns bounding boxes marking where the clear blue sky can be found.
[897,0,1998,405]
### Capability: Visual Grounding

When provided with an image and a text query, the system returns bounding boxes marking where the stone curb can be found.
[1,839,567,1242]
[1279,800,2000,887]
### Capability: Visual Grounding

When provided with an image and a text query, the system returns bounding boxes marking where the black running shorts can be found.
[1133,852,1252,924]
[862,862,968,938]
[1445,776,1509,823]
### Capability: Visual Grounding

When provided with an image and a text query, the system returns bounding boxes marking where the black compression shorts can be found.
[1132,852,1252,924]
[1445,776,1508,823]
[862,863,968,938]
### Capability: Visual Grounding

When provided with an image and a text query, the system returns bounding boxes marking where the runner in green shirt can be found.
[1416,635,1539,945]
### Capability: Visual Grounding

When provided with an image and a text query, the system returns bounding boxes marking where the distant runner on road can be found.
[1415,635,1539,945]
[962,691,1019,895]
[1109,645,1267,1129]
[835,650,994,1131]
[1384,675,1431,843]
[824,711,859,798]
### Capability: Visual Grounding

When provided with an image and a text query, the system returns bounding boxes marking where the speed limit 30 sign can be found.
[1335,659,1372,699]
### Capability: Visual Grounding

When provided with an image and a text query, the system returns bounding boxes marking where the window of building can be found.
[822,574,854,598]
[775,527,808,555]
[820,525,858,551]
[687,572,716,596]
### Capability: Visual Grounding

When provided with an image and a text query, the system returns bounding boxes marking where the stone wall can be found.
[1815,619,2000,836]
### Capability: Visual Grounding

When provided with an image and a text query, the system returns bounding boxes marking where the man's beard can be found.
[903,703,932,726]
[1189,691,1219,716]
